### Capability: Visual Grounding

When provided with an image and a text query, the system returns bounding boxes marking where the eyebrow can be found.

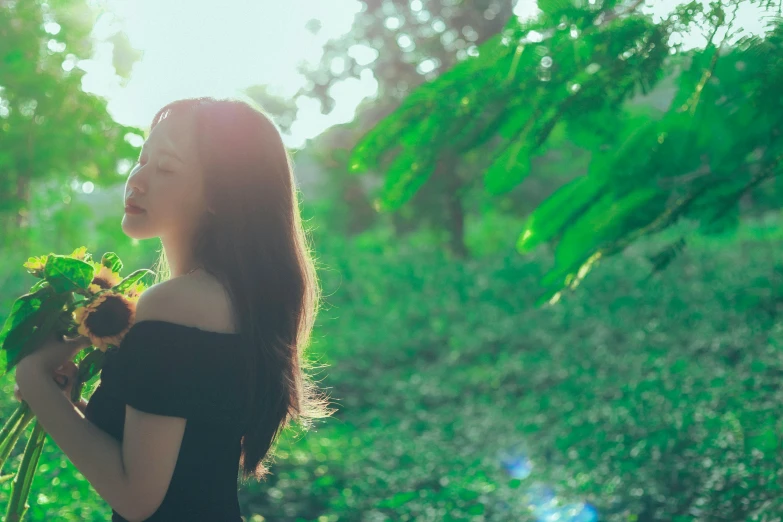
[139,145,184,163]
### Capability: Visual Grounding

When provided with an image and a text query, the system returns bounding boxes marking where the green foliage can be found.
[0,288,68,375]
[43,255,94,293]
[296,0,519,249]
[352,0,783,297]
[111,269,153,294]
[0,0,144,234]
[349,0,671,209]
[75,348,104,385]
[298,146,379,236]
[517,175,605,254]
[541,187,669,303]
[3,1,783,520]
[99,253,122,275]
[236,214,783,520]
[295,0,514,114]
[2,180,783,520]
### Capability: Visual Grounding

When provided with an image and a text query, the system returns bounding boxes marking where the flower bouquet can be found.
[0,246,152,522]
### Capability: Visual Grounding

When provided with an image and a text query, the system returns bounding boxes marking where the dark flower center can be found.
[84,294,132,337]
[92,276,114,290]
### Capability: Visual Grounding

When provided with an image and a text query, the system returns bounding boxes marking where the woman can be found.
[14,97,335,521]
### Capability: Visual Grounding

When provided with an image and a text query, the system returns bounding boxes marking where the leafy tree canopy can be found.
[0,0,143,236]
[349,0,783,303]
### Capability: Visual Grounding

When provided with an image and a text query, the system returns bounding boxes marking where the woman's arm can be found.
[17,280,196,521]
[15,363,141,521]
[15,282,193,521]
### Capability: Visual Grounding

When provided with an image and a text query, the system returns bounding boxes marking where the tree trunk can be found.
[439,154,468,258]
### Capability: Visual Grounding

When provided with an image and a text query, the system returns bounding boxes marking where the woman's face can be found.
[122,109,208,242]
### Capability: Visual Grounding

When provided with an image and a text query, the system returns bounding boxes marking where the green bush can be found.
[4,211,783,521]
[236,212,783,521]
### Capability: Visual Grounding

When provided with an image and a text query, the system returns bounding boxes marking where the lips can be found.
[125,202,145,213]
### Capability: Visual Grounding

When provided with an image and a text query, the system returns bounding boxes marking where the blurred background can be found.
[1,0,783,520]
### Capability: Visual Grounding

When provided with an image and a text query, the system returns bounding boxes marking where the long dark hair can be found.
[146,97,335,482]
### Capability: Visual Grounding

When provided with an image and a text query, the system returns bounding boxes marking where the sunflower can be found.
[23,255,49,277]
[70,246,88,260]
[72,291,137,352]
[88,264,122,294]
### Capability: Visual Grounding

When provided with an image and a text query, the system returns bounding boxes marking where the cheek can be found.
[155,182,203,221]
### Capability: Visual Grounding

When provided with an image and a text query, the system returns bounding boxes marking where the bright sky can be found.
[80,0,371,149]
[77,0,776,151]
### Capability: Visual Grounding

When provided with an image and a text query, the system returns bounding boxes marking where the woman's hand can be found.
[14,361,89,414]
[18,330,92,375]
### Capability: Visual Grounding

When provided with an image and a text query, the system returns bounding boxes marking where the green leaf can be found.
[699,203,740,236]
[44,255,95,293]
[517,175,606,253]
[100,252,123,274]
[746,427,778,454]
[77,348,105,382]
[537,187,666,299]
[0,292,69,375]
[0,289,49,352]
[378,149,437,211]
[647,237,687,275]
[349,92,435,175]
[484,143,533,195]
[29,279,49,293]
[537,0,573,16]
[377,490,417,509]
[113,268,154,294]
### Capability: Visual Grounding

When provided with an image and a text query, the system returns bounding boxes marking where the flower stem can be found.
[4,419,48,522]
[0,403,25,444]
[0,404,35,473]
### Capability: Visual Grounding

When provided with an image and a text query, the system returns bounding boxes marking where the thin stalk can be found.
[0,405,35,472]
[0,404,26,444]
[4,419,48,522]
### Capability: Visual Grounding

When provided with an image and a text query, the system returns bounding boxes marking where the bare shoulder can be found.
[134,272,237,333]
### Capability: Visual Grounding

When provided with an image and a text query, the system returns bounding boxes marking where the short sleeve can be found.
[99,321,247,424]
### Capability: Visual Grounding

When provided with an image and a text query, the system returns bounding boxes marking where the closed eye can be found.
[135,161,172,173]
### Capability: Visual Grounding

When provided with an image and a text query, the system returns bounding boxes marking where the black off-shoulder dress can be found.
[84,320,248,522]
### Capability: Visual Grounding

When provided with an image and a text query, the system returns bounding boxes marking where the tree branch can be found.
[706,153,783,224]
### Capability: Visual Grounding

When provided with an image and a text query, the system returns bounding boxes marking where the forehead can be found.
[142,109,197,155]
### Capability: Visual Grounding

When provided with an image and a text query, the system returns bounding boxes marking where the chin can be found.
[121,214,157,240]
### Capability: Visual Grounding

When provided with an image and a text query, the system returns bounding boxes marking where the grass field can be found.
[2,213,783,521]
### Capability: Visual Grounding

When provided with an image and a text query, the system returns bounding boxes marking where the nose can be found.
[126,167,146,197]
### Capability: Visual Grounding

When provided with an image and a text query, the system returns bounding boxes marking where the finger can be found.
[56,361,79,379]
[54,374,69,389]
[62,334,92,353]
[72,335,92,349]
[14,383,22,402]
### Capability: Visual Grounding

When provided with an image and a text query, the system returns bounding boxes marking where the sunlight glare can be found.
[78,0,778,151]
[81,0,362,148]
